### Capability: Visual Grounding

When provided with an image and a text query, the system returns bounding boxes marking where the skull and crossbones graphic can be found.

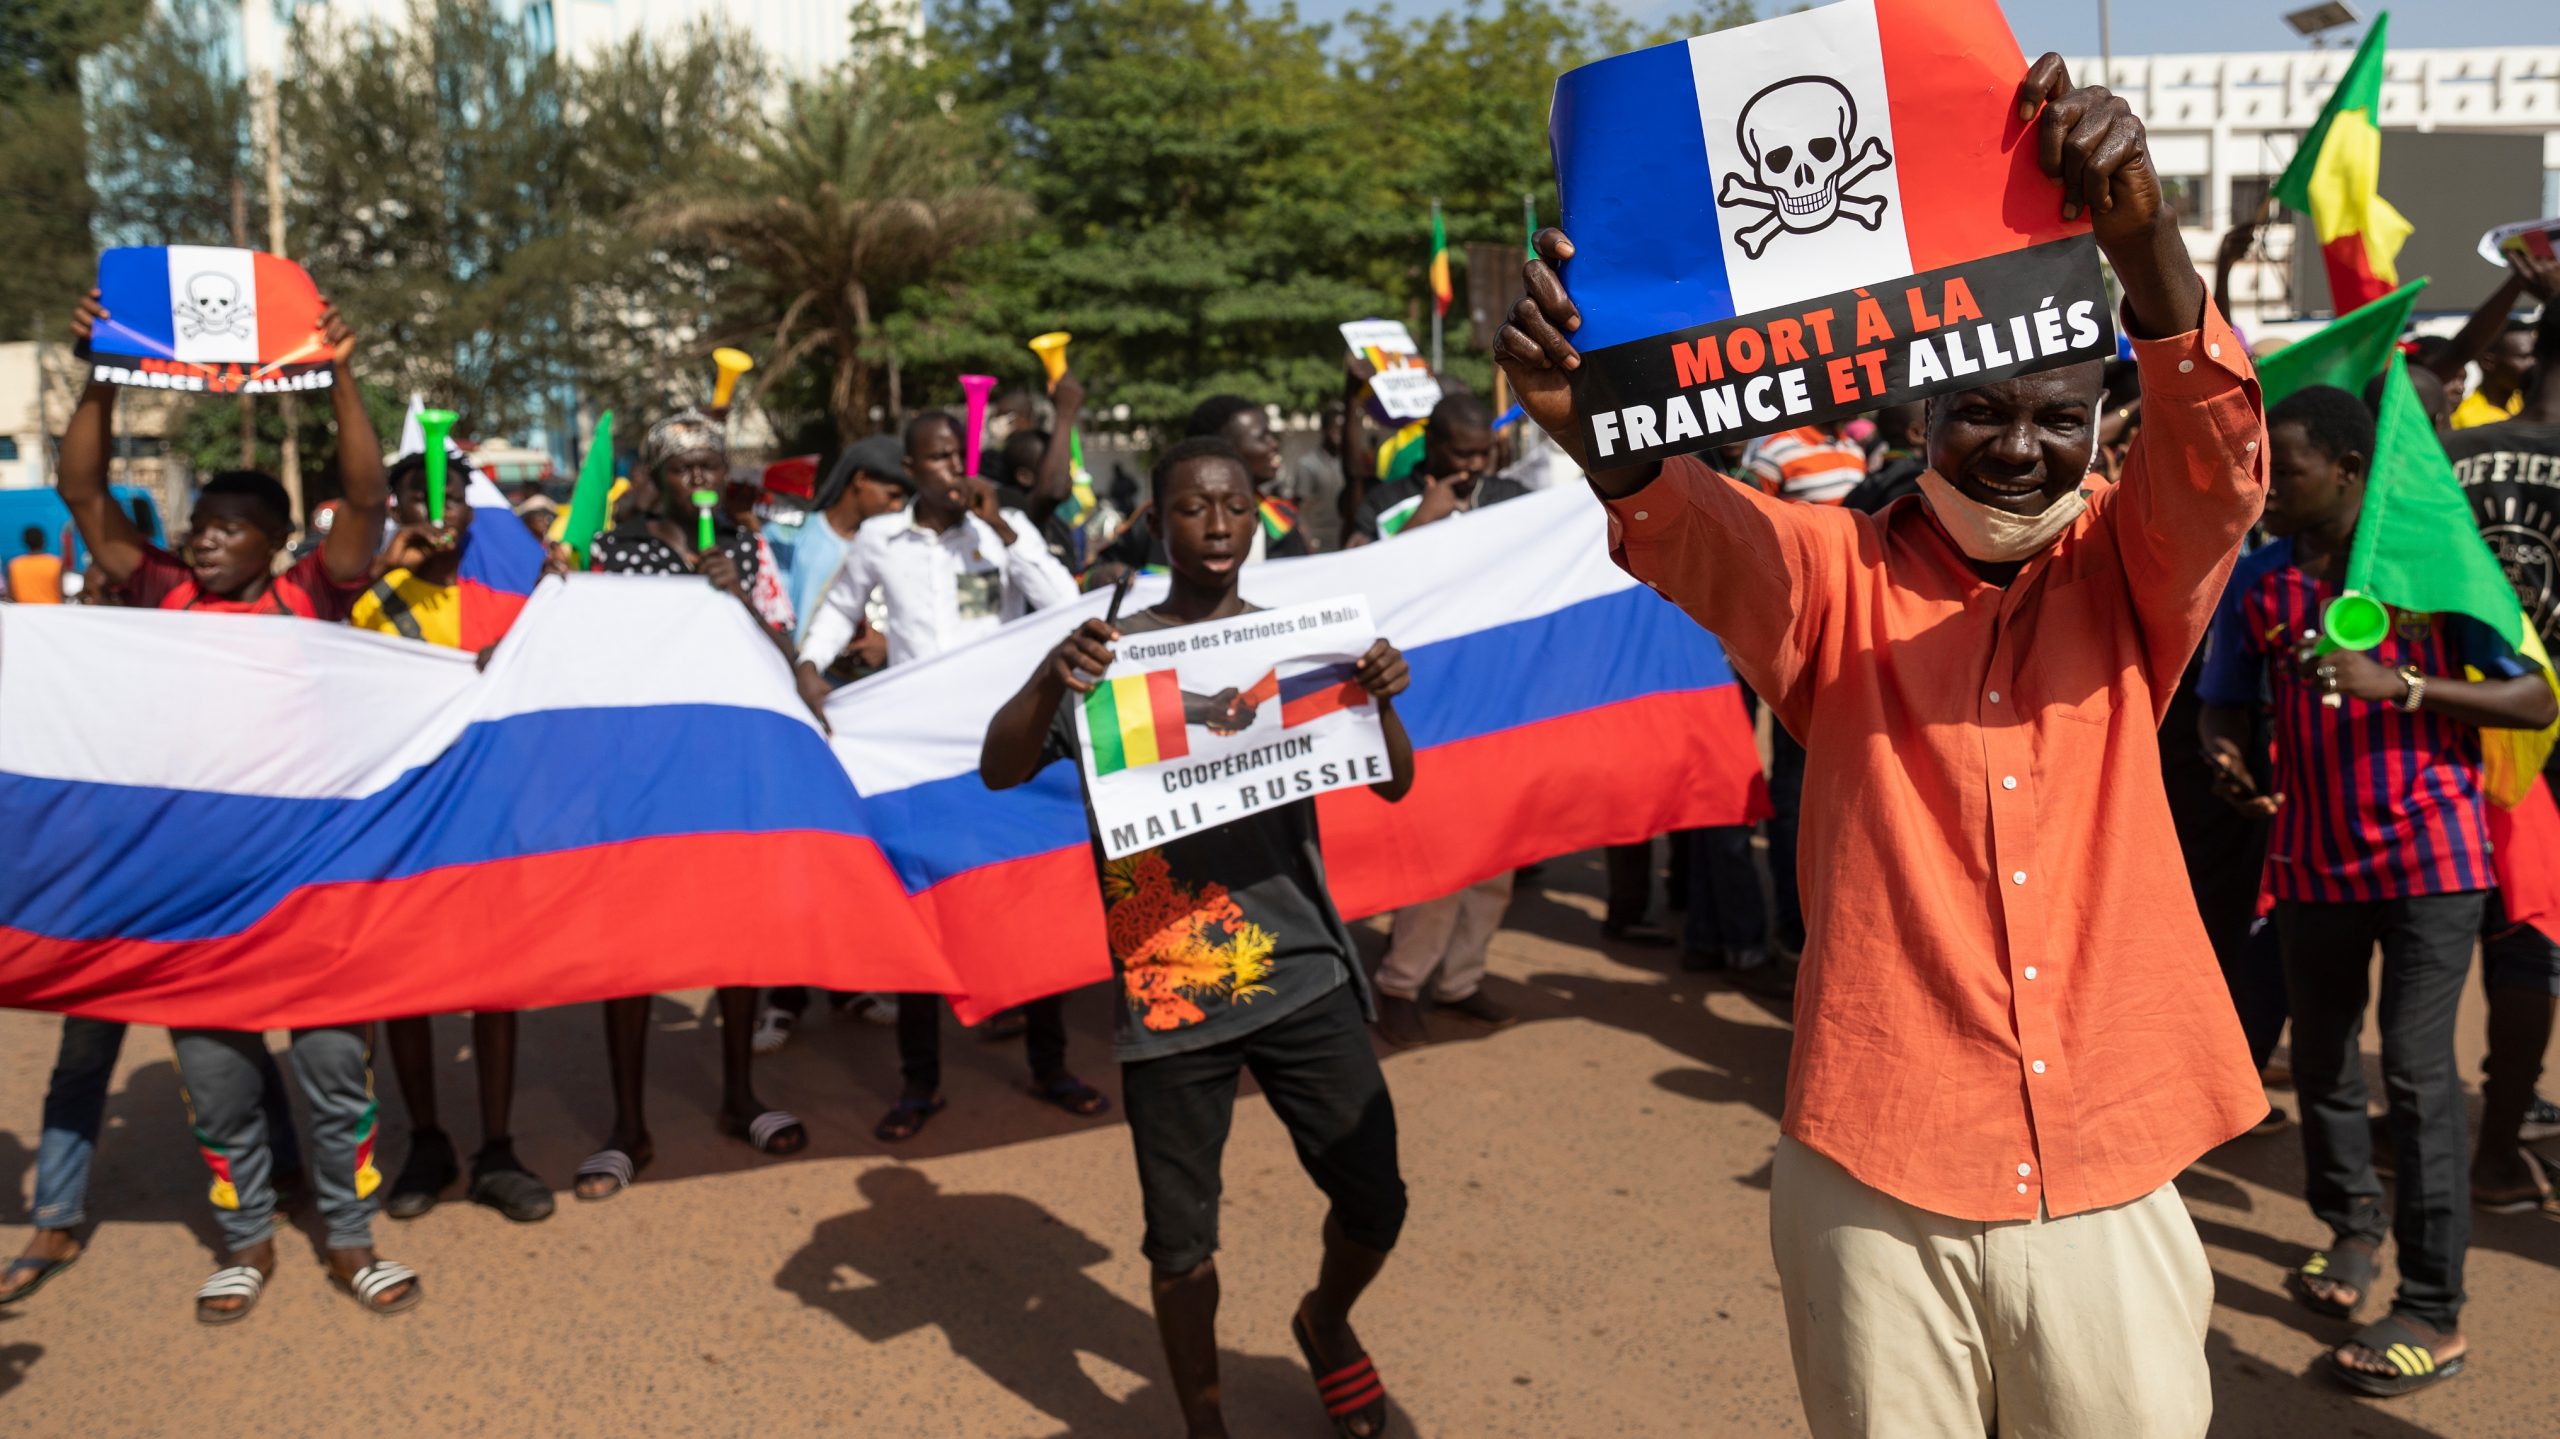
[174,272,255,341]
[1715,76,1895,261]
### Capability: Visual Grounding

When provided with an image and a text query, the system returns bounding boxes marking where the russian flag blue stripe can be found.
[2,706,863,943]
[862,583,1736,891]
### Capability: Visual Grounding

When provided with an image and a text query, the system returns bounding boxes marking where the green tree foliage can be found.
[644,61,1029,443]
[55,0,1753,459]
[71,0,764,469]
[280,1,766,443]
[888,0,1746,426]
[0,0,149,339]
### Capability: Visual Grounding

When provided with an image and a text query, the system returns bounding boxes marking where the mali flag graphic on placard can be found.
[1086,670,1191,776]
[2272,14,2412,314]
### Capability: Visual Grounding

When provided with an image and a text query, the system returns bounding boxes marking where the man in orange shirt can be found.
[6,527,63,604]
[1499,56,2266,1437]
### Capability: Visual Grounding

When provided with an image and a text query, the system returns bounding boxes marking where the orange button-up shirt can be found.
[1605,305,2269,1221]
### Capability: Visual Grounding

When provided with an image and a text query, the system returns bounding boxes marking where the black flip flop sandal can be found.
[1292,1309,1391,1438]
[2328,1315,2466,1397]
[385,1128,459,1220]
[874,1096,945,1143]
[469,1155,557,1223]
[2286,1243,2379,1319]
[1032,1074,1112,1118]
[0,1250,78,1306]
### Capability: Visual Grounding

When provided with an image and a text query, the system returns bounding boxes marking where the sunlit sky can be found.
[1286,0,2560,54]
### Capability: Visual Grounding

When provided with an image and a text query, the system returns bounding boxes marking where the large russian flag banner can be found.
[828,487,1769,1023]
[0,490,1765,1029]
[86,245,336,396]
[1549,0,2113,465]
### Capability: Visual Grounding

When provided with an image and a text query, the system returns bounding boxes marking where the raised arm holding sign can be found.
[1505,20,2273,1433]
[59,284,386,607]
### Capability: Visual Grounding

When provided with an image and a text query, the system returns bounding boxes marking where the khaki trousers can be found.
[1374,871,1514,1003]
[1768,1137,2213,1439]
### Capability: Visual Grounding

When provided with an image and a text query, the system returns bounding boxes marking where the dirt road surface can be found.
[2,851,2554,1437]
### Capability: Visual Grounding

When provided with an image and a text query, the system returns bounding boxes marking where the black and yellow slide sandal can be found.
[2328,1315,2466,1398]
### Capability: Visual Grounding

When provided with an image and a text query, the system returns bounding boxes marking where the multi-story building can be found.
[2070,45,2560,332]
[239,0,898,81]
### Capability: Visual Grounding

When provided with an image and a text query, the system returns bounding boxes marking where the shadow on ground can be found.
[775,1166,1396,1437]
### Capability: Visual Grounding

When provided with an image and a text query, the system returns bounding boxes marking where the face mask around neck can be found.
[1915,468,2089,564]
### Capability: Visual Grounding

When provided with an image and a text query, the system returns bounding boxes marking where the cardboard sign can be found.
[1547,0,2112,465]
[1075,597,1390,859]
[2478,217,2560,268]
[85,246,335,395]
[1341,319,1444,422]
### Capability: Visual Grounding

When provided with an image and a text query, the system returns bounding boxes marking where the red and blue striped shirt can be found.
[2199,537,2532,903]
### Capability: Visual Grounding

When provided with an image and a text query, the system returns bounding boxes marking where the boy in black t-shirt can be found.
[982,437,1416,1439]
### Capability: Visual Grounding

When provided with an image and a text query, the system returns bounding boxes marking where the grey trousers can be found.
[173,1025,382,1252]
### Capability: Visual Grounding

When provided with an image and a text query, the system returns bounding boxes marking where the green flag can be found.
[560,410,615,568]
[2257,279,2424,408]
[2342,352,2523,648]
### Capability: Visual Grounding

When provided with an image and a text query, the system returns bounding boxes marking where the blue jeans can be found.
[32,1017,300,1232]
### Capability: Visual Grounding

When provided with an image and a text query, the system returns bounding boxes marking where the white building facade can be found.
[2068,45,2560,330]
[239,0,894,81]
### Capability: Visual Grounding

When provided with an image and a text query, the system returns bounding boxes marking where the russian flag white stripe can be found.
[2,488,1636,804]
[824,485,1637,796]
[1689,0,1913,315]
[0,579,815,798]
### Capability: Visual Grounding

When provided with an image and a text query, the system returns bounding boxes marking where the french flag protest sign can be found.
[0,489,1767,1031]
[84,245,337,395]
[1549,0,2113,465]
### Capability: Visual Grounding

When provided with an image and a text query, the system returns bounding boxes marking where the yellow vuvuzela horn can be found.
[712,347,754,409]
[1027,331,1071,389]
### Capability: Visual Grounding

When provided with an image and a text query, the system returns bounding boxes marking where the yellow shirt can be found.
[351,568,465,649]
[2453,388,2525,430]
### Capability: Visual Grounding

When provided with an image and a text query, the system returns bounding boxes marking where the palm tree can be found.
[645,73,1027,441]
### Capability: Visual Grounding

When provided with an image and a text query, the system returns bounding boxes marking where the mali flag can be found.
[1085,670,1190,776]
[1429,202,1453,317]
[2272,15,2412,314]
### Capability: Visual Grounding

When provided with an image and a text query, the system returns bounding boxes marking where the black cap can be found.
[815,434,912,510]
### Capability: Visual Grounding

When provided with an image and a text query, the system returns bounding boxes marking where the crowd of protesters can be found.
[5,49,2560,1438]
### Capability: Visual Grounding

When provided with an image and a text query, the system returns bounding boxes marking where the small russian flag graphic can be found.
[1279,662,1371,729]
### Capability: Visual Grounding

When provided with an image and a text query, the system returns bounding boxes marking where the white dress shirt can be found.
[797,505,1079,670]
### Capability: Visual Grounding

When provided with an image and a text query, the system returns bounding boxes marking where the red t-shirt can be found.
[116,544,366,620]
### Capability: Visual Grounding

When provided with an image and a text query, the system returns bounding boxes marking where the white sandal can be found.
[195,1264,267,1325]
[336,1258,422,1316]
[574,1147,644,1201]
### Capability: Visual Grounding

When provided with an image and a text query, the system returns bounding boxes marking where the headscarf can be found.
[642,410,725,473]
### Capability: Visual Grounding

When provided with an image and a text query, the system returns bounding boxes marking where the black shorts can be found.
[1120,982,1405,1274]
